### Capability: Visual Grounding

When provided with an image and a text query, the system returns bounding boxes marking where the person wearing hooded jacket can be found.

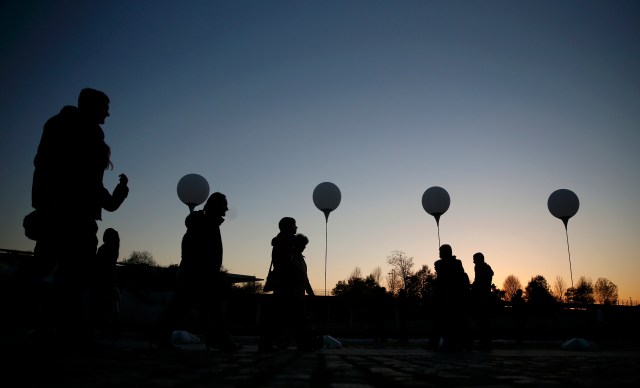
[153,192,240,352]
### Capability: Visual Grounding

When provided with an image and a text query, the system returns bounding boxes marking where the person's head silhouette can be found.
[103,228,119,246]
[204,192,228,218]
[294,233,309,252]
[439,244,453,259]
[78,88,110,125]
[473,252,485,264]
[278,217,297,235]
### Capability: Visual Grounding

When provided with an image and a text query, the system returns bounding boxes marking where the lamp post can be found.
[421,186,450,248]
[177,173,210,213]
[548,189,579,288]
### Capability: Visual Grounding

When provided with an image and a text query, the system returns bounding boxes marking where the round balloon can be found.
[177,174,210,209]
[422,186,450,217]
[547,189,579,221]
[313,182,341,220]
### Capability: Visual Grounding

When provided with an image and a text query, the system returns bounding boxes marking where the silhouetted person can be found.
[432,244,471,351]
[289,233,319,351]
[471,252,494,351]
[291,234,315,298]
[26,88,129,349]
[153,192,240,352]
[511,288,526,347]
[258,217,297,353]
[92,227,121,341]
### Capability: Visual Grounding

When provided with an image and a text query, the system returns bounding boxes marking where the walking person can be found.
[153,192,241,352]
[471,252,494,350]
[26,88,129,349]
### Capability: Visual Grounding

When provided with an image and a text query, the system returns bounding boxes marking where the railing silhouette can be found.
[113,288,640,344]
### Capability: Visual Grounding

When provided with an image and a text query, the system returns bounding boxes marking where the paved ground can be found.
[2,333,639,387]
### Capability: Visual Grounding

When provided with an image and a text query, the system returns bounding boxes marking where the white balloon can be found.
[177,174,210,211]
[422,186,450,219]
[313,182,341,221]
[548,189,579,226]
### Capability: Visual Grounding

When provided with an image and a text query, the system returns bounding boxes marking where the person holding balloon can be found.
[152,192,241,352]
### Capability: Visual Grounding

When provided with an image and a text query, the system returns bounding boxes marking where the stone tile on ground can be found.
[1,334,639,387]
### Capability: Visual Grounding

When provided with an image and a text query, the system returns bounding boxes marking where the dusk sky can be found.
[1,1,639,301]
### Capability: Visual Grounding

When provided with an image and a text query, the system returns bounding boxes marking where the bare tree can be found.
[351,267,363,279]
[502,274,522,301]
[386,250,414,289]
[553,276,566,302]
[594,277,618,305]
[404,264,436,301]
[370,266,382,285]
[386,269,402,296]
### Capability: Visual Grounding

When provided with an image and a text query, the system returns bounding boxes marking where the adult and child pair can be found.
[432,244,494,351]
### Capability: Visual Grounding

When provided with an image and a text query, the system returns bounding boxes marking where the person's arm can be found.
[102,174,129,212]
[305,277,314,296]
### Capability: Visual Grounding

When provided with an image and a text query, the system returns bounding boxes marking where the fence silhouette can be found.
[1,249,638,343]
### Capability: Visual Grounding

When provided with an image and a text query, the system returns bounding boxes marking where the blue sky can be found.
[1,1,639,301]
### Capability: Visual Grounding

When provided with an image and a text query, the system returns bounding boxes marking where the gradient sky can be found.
[2,1,639,301]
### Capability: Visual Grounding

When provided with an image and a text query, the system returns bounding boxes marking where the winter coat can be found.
[178,211,224,284]
[32,105,127,222]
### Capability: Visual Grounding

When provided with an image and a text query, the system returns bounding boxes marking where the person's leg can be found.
[202,292,240,352]
[109,287,121,341]
[258,294,278,352]
[152,290,189,349]
[275,293,296,349]
[477,306,492,350]
[15,239,57,337]
[53,224,97,348]
[294,295,315,351]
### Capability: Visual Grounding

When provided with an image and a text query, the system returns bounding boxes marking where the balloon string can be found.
[325,220,328,297]
[324,220,331,332]
[566,227,574,288]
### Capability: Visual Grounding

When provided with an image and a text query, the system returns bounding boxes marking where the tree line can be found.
[118,249,619,305]
[330,250,620,306]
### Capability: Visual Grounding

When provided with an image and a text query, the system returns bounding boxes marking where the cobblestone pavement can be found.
[2,334,639,387]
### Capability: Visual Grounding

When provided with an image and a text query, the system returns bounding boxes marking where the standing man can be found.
[28,88,129,348]
[153,192,241,352]
[471,252,494,351]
